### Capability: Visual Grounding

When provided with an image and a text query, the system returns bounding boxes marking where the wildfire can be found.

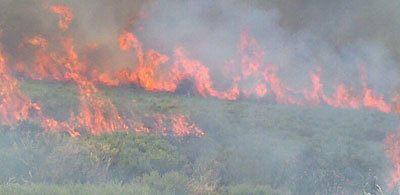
[7,5,399,135]
[2,3,400,186]
[17,23,393,113]
[0,5,204,138]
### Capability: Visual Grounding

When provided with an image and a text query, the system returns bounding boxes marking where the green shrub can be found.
[83,132,189,181]
[0,126,188,184]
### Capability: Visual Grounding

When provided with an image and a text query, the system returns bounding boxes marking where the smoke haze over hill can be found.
[0,0,399,194]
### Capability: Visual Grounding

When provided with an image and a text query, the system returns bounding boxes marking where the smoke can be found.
[268,0,400,92]
[0,0,399,193]
[0,0,152,72]
[1,0,398,91]
[132,0,400,94]
[269,0,400,61]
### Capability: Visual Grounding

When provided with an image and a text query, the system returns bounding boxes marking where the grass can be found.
[14,79,400,194]
[0,183,153,195]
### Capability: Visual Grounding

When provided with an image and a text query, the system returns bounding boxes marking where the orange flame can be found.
[359,65,391,113]
[171,114,205,137]
[5,6,400,153]
[385,131,400,188]
[0,27,42,126]
[47,5,73,31]
[7,5,400,188]
[0,18,205,138]
[303,67,323,106]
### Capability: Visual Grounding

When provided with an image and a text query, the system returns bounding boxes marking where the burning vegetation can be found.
[0,0,400,194]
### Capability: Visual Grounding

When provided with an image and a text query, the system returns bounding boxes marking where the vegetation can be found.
[0,80,397,194]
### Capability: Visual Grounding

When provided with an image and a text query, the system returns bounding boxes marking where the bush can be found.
[0,126,188,184]
[83,132,189,181]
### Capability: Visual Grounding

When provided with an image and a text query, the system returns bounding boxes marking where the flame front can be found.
[2,4,400,186]
[0,6,204,138]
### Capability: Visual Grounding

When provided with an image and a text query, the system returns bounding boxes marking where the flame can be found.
[99,31,240,100]
[171,114,205,137]
[9,6,397,113]
[303,67,323,106]
[392,95,400,113]
[42,118,80,137]
[5,6,400,184]
[172,47,240,100]
[46,5,73,31]
[0,11,204,138]
[85,28,396,113]
[0,27,42,126]
[23,36,64,80]
[385,131,400,188]
[322,84,361,109]
[359,65,391,113]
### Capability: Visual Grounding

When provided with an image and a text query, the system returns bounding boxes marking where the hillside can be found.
[0,79,397,194]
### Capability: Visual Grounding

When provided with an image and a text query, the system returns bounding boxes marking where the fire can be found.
[0,26,42,126]
[42,118,80,137]
[322,84,361,109]
[21,36,65,80]
[0,6,204,138]
[303,67,322,106]
[172,47,240,100]
[171,114,205,137]
[99,31,240,100]
[385,131,400,188]
[359,66,391,113]
[3,4,400,185]
[392,95,400,113]
[301,65,392,112]
[7,5,398,136]
[8,5,398,114]
[46,5,73,31]
[85,28,396,113]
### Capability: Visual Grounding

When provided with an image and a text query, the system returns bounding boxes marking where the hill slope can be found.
[0,79,397,194]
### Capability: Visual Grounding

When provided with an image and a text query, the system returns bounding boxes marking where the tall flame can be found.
[3,4,400,186]
[0,6,204,138]
[0,26,42,126]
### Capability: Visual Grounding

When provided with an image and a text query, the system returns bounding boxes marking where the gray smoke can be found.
[0,0,399,93]
[133,0,400,94]
[0,0,399,193]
